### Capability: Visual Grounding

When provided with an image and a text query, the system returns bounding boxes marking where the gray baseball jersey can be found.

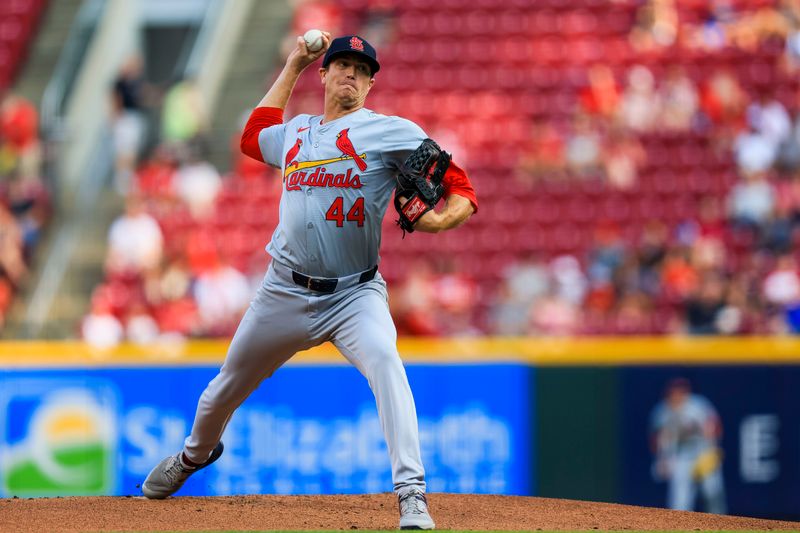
[258,107,425,277]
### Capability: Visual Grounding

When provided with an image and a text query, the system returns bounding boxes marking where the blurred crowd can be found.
[83,54,260,347]
[85,0,800,343]
[400,0,800,336]
[0,89,49,328]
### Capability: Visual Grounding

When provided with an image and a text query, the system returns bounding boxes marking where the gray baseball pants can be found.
[182,260,426,495]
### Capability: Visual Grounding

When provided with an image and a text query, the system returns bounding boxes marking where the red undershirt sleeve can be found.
[240,107,284,162]
[442,161,478,214]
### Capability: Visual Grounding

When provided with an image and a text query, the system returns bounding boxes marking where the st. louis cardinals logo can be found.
[336,128,367,171]
[349,36,364,51]
[285,138,302,170]
[283,128,368,191]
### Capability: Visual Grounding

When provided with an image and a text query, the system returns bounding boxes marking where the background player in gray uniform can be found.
[649,378,727,514]
[142,32,478,530]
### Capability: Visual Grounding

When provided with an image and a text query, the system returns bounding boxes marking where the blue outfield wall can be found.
[6,336,800,521]
[0,364,533,497]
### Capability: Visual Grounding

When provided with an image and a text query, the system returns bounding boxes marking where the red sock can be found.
[180,452,200,469]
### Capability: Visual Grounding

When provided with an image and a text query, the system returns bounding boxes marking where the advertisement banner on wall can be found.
[619,366,800,520]
[0,363,532,498]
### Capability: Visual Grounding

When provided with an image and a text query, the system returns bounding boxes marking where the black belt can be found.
[291,266,378,293]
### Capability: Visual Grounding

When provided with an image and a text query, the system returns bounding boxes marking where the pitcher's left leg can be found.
[328,284,426,495]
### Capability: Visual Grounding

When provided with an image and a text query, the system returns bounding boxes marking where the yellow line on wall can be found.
[0,337,800,367]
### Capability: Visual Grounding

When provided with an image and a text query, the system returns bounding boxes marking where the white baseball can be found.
[303,29,324,52]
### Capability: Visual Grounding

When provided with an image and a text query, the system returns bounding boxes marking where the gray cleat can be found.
[398,488,435,530]
[141,442,224,499]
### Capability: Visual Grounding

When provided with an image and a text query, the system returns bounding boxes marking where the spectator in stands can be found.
[565,113,603,177]
[147,257,192,304]
[715,282,746,335]
[661,246,699,302]
[585,228,628,328]
[763,253,800,307]
[390,259,443,336]
[504,253,550,304]
[729,3,792,52]
[781,1,800,72]
[614,291,655,334]
[684,6,728,51]
[588,224,626,286]
[637,220,669,295]
[603,127,647,189]
[612,254,643,302]
[528,288,581,336]
[550,254,588,306]
[774,171,800,219]
[153,296,198,337]
[82,295,124,350]
[125,301,160,344]
[7,173,49,258]
[147,258,198,337]
[583,276,616,324]
[735,121,778,175]
[764,253,800,333]
[0,90,40,180]
[161,77,209,153]
[580,64,621,120]
[684,273,727,334]
[0,275,13,329]
[106,196,164,275]
[618,65,660,133]
[172,146,222,220]
[184,228,218,276]
[489,282,529,336]
[688,197,727,271]
[629,0,679,51]
[431,258,479,336]
[193,255,251,336]
[761,200,794,253]
[111,55,150,193]
[133,143,179,199]
[659,65,699,132]
[747,90,792,152]
[727,171,776,228]
[700,69,747,135]
[489,254,550,336]
[0,203,26,286]
[775,113,800,171]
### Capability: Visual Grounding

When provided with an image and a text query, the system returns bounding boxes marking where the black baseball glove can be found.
[394,138,451,234]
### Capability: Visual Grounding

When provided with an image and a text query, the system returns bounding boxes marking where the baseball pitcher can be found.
[141,32,478,531]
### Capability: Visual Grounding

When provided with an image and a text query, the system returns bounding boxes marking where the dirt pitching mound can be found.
[1,493,798,532]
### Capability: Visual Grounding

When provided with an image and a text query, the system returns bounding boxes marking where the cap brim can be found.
[323,50,380,76]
